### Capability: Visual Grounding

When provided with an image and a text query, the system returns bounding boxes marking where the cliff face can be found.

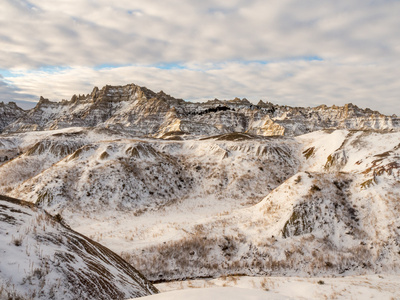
[0,101,26,132]
[4,84,184,135]
[2,83,399,137]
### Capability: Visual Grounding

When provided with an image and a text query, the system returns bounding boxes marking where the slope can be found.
[0,195,158,299]
[4,131,299,217]
[0,127,399,282]
[118,130,400,280]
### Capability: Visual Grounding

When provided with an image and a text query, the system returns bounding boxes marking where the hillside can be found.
[2,84,399,137]
[2,130,299,216]
[0,83,399,299]
[0,126,399,282]
[0,195,158,299]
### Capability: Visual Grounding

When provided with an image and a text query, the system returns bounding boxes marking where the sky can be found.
[0,0,399,114]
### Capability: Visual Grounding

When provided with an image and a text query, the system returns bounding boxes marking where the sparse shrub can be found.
[360,178,376,189]
[302,147,315,159]
[99,151,109,160]
[260,278,270,291]
[12,236,23,247]
[310,184,321,192]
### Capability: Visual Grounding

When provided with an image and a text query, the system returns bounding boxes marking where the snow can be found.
[1,126,400,294]
[0,196,157,299]
[2,128,399,281]
[296,129,349,171]
[1,86,400,299]
[150,275,400,300]
[296,129,400,174]
[135,287,287,300]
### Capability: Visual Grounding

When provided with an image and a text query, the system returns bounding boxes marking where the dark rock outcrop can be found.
[0,101,26,132]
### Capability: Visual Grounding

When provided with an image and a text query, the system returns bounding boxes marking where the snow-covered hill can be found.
[131,130,399,281]
[0,126,399,282]
[1,130,299,216]
[1,83,399,298]
[2,83,399,137]
[0,195,158,299]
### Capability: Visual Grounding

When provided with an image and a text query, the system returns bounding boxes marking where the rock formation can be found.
[0,101,26,132]
[2,83,399,137]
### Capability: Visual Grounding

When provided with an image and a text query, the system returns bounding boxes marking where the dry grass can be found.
[119,223,395,282]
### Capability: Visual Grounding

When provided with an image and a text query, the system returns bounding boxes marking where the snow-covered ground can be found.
[136,287,287,300]
[140,274,400,300]
[1,127,399,290]
[1,87,400,300]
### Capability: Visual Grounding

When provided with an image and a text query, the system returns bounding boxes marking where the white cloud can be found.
[1,0,399,67]
[0,75,36,107]
[0,0,399,115]
[4,59,400,116]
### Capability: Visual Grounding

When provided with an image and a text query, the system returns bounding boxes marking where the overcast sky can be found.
[0,0,399,114]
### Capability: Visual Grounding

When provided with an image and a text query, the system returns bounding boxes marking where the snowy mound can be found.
[1,130,298,215]
[120,130,400,280]
[1,126,399,282]
[0,195,158,299]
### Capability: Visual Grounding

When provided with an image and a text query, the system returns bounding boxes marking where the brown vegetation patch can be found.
[303,147,315,159]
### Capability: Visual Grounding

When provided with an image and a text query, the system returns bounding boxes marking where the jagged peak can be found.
[6,83,391,118]
[152,89,184,104]
[91,86,99,98]
[0,101,22,109]
[157,90,167,96]
[38,96,50,104]
[2,82,398,136]
[204,97,252,106]
[315,103,383,116]
[228,97,251,104]
[257,100,276,108]
[89,83,158,102]
[36,96,72,107]
[205,98,223,105]
[70,94,78,102]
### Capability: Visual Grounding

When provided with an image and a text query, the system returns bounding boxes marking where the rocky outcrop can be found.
[0,101,26,132]
[3,83,400,137]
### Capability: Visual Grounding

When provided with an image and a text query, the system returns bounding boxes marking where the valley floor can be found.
[139,274,400,299]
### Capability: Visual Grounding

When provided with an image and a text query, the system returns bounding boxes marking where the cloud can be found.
[4,59,400,116]
[0,75,37,109]
[0,0,399,68]
[0,1,399,115]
